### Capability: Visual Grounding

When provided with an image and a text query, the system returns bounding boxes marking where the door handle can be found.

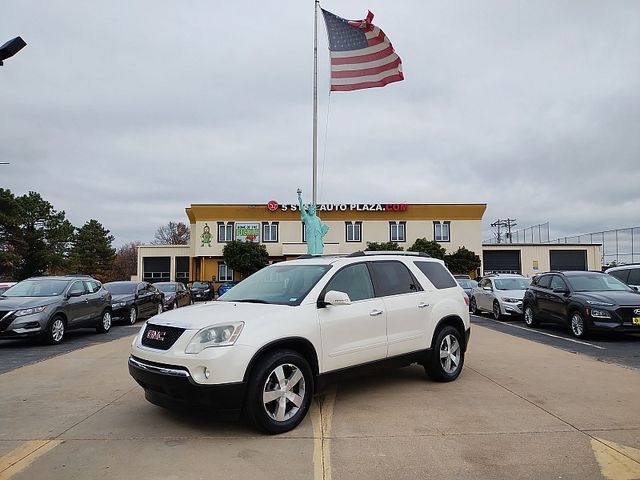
[369,309,383,316]
[418,302,429,308]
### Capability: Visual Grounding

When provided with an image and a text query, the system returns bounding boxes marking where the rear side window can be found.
[324,263,375,302]
[369,261,422,297]
[537,275,552,288]
[414,261,457,289]
[628,268,640,285]
[608,270,629,283]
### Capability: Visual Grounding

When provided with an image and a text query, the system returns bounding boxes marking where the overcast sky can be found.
[2,1,639,247]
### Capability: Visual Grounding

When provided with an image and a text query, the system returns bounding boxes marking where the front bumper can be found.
[128,355,246,416]
[111,306,129,320]
[0,312,46,339]
[501,301,523,316]
[590,320,640,333]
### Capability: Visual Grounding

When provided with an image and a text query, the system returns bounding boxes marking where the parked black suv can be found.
[0,276,112,344]
[522,271,640,338]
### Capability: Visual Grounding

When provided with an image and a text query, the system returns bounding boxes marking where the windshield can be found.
[2,279,70,297]
[457,279,477,289]
[494,278,531,290]
[155,284,176,293]
[567,274,631,292]
[104,283,136,295]
[220,264,332,306]
[191,282,210,289]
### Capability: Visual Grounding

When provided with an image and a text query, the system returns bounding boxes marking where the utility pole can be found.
[491,218,517,244]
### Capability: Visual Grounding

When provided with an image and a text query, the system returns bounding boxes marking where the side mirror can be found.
[483,286,492,291]
[319,290,352,307]
[67,290,83,298]
[632,286,638,292]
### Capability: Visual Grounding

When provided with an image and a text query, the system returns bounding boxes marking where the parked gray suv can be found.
[0,276,113,344]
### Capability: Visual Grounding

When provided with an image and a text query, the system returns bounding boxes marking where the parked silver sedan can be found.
[470,274,531,320]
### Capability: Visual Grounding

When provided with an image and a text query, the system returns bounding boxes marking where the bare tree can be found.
[110,241,142,281]
[152,221,190,245]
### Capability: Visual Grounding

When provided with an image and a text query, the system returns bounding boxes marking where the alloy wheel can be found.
[524,307,534,326]
[439,334,461,374]
[102,311,112,330]
[129,308,137,325]
[262,363,306,422]
[51,318,65,343]
[571,313,584,337]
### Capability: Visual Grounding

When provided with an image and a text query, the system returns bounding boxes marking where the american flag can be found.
[321,9,403,92]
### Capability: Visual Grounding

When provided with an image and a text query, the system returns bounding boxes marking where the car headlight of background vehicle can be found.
[185,322,244,354]
[15,306,47,317]
[502,297,520,303]
[112,301,127,309]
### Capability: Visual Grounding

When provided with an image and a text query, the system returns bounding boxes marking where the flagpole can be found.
[312,0,319,206]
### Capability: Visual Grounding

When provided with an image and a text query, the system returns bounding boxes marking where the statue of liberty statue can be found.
[297,189,329,255]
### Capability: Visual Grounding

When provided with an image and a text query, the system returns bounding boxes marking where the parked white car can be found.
[129,252,471,433]
[606,264,640,290]
[470,274,531,320]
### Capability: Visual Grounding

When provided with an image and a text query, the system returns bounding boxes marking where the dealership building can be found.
[135,201,601,288]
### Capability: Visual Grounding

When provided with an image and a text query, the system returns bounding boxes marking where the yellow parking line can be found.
[0,440,62,480]
[311,386,337,480]
[591,437,640,480]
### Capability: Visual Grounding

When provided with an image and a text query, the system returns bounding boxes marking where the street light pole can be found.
[0,37,27,66]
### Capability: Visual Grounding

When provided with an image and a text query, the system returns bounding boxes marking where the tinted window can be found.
[627,268,640,285]
[549,276,567,291]
[537,275,552,289]
[104,283,136,294]
[156,284,177,293]
[68,281,85,296]
[324,263,374,302]
[415,261,457,289]
[3,279,70,297]
[608,270,629,283]
[456,279,477,289]
[480,278,492,289]
[369,261,421,297]
[567,274,630,292]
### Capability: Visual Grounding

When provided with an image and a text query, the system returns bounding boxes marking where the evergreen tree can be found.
[365,241,404,251]
[408,238,447,259]
[68,219,116,280]
[223,240,269,277]
[445,246,481,275]
[0,189,21,279]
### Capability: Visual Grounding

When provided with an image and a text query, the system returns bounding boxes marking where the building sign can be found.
[267,202,408,212]
[532,260,539,271]
[235,222,260,243]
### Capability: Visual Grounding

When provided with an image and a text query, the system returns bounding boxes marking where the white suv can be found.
[128,252,471,433]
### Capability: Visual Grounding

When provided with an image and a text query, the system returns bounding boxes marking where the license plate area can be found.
[633,316,640,326]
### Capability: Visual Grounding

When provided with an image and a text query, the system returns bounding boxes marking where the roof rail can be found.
[347,250,431,258]
[296,254,349,259]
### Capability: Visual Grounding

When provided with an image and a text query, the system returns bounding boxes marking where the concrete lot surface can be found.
[1,326,639,480]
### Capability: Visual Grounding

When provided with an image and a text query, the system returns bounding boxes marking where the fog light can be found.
[204,367,211,379]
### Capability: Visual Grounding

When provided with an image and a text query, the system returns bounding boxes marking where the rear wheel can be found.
[128,307,138,325]
[245,350,313,434]
[96,310,112,333]
[172,300,178,310]
[470,297,479,315]
[524,305,538,327]
[425,326,465,382]
[44,315,66,345]
[492,301,501,321]
[569,311,589,339]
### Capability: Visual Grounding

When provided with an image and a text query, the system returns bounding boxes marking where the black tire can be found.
[43,315,66,345]
[127,307,138,325]
[96,310,112,334]
[523,304,538,327]
[425,325,465,382]
[172,300,178,310]
[569,311,589,339]
[154,303,163,316]
[244,350,313,434]
[492,301,502,321]
[470,297,479,315]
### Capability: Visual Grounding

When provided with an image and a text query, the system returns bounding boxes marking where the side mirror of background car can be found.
[483,286,492,291]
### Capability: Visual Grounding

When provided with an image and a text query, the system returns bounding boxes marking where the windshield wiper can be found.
[233,299,270,304]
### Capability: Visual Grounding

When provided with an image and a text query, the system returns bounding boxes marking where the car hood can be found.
[496,289,527,300]
[147,301,292,330]
[111,294,135,302]
[0,296,59,309]
[574,291,640,306]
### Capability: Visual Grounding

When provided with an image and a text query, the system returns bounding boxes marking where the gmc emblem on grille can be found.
[146,329,166,341]
[634,309,640,315]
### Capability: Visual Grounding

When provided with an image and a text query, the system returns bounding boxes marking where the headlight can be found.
[112,301,127,308]
[587,300,614,307]
[15,306,46,317]
[185,322,244,354]
[590,309,611,319]
[502,297,520,303]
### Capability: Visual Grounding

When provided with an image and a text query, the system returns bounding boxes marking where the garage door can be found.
[143,257,170,283]
[483,250,521,274]
[549,250,587,271]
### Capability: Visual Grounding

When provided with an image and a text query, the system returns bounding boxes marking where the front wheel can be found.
[44,315,66,345]
[492,301,501,321]
[244,350,313,434]
[425,326,465,382]
[128,307,138,325]
[524,305,538,327]
[569,311,589,339]
[96,310,112,333]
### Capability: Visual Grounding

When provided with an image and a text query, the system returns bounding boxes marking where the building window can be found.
[345,221,362,242]
[262,222,279,243]
[218,263,234,282]
[389,221,406,242]
[217,222,234,243]
[434,221,451,242]
[301,222,306,242]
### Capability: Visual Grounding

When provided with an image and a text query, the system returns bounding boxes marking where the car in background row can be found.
[189,281,215,301]
[217,281,239,298]
[103,281,164,325]
[523,271,640,338]
[455,277,478,304]
[154,282,192,310]
[606,264,640,290]
[470,274,531,320]
[0,276,112,344]
[0,282,17,294]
